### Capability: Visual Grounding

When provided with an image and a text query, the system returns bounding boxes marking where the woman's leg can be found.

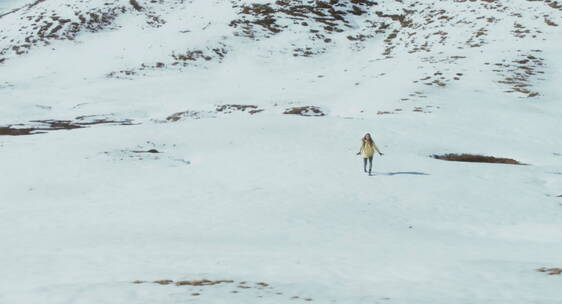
[363,158,368,172]
[368,157,373,173]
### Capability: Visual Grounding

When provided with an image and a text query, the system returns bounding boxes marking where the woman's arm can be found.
[357,143,364,155]
[373,142,383,155]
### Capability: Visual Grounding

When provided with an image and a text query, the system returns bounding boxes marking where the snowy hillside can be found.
[1,0,562,303]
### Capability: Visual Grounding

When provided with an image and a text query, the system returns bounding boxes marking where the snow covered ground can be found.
[0,0,27,15]
[1,0,562,303]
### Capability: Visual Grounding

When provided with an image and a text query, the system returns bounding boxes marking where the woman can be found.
[357,133,383,175]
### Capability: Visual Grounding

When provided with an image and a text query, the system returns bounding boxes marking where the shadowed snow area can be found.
[1,0,562,303]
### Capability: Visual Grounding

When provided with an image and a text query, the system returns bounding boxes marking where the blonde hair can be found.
[362,133,373,145]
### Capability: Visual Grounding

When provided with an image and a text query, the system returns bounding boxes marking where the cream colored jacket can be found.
[359,140,381,158]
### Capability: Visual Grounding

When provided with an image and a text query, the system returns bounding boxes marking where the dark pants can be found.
[363,157,373,173]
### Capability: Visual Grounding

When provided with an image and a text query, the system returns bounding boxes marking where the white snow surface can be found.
[1,0,562,303]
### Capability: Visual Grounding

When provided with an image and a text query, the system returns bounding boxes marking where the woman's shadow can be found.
[374,171,430,176]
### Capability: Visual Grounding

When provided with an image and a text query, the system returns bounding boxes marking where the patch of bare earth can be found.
[229,0,378,56]
[132,279,314,301]
[132,149,160,154]
[165,104,264,122]
[0,0,173,63]
[106,44,229,78]
[175,279,234,286]
[537,267,562,275]
[284,106,325,117]
[413,105,436,113]
[0,117,134,136]
[493,51,545,97]
[215,104,264,114]
[432,154,523,165]
[0,2,127,62]
[166,110,204,122]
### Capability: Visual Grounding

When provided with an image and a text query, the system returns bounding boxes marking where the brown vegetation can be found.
[432,154,523,165]
[129,0,143,11]
[537,267,562,275]
[0,0,171,63]
[495,52,544,98]
[153,280,174,285]
[166,104,263,122]
[544,16,558,26]
[216,104,263,114]
[175,279,234,286]
[132,149,160,154]
[0,118,134,136]
[166,110,202,121]
[229,0,377,39]
[283,106,325,116]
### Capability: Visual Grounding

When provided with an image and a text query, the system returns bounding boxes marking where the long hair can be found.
[362,133,373,146]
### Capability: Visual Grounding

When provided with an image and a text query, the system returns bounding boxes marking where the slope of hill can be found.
[1,0,561,303]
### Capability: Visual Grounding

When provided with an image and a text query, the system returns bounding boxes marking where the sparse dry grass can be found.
[537,267,562,275]
[494,52,544,97]
[132,149,160,154]
[166,110,202,121]
[153,280,174,285]
[544,16,558,26]
[283,106,325,116]
[0,118,134,136]
[432,154,523,165]
[166,105,263,122]
[175,279,234,286]
[129,0,143,11]
[215,104,263,114]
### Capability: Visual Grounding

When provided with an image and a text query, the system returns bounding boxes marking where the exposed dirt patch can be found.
[512,22,531,38]
[129,0,144,12]
[135,279,235,286]
[284,106,326,117]
[103,141,190,164]
[216,104,264,114]
[230,1,377,38]
[104,141,169,161]
[166,110,204,121]
[413,70,464,87]
[107,45,229,78]
[494,51,545,98]
[106,69,137,79]
[0,0,174,63]
[0,117,134,136]
[1,4,128,62]
[176,279,236,286]
[537,267,562,275]
[544,16,559,26]
[229,0,379,56]
[166,104,263,122]
[132,149,160,153]
[132,279,314,301]
[432,154,523,165]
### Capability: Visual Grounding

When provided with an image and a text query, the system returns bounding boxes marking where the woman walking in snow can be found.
[357,133,383,175]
